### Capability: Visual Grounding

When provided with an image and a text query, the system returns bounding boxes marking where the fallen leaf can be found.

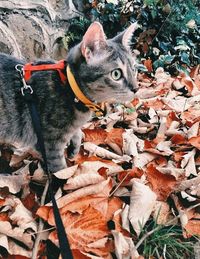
[129,180,157,236]
[188,136,200,150]
[49,206,113,257]
[152,201,173,225]
[83,142,123,160]
[112,230,139,259]
[117,168,144,186]
[64,173,105,190]
[146,164,177,201]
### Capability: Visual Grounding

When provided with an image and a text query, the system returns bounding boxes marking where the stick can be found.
[32,179,49,259]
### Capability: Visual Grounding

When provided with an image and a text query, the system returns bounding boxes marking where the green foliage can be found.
[139,223,195,258]
[64,0,200,72]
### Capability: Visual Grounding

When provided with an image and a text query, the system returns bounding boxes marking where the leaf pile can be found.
[0,65,200,258]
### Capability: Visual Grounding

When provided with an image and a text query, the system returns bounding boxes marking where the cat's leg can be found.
[67,128,83,158]
[44,141,67,173]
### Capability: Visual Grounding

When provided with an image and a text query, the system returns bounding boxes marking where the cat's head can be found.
[67,22,138,103]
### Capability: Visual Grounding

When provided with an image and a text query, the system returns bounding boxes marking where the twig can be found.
[135,202,200,250]
[27,226,55,236]
[32,179,50,259]
[109,170,131,197]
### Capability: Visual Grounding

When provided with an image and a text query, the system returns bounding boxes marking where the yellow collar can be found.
[66,65,104,117]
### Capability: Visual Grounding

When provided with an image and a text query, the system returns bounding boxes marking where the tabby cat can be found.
[0,22,138,172]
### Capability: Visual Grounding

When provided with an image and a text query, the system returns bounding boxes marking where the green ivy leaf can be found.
[180,52,190,66]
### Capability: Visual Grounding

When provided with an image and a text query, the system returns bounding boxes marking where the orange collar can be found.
[66,66,104,116]
[23,60,104,116]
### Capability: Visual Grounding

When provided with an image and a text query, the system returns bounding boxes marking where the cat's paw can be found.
[67,141,80,158]
[67,129,82,158]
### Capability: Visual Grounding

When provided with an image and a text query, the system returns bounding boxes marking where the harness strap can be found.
[23,60,67,84]
[22,60,105,117]
[25,95,73,259]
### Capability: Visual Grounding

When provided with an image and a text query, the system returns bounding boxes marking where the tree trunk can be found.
[0,0,83,61]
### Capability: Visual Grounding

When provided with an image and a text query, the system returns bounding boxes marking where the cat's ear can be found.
[113,22,138,50]
[81,22,107,62]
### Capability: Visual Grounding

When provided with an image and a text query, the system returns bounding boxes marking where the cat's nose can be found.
[131,79,139,93]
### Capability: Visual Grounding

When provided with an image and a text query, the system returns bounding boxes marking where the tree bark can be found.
[0,0,82,61]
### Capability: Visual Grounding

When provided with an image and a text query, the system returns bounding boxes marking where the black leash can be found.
[16,64,73,259]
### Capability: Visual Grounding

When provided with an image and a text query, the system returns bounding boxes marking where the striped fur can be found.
[0,22,138,172]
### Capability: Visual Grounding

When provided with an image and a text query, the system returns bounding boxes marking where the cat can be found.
[0,22,138,173]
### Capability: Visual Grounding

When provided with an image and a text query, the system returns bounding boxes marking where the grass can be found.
[138,222,196,259]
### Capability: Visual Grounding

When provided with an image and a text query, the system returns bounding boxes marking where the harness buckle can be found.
[21,84,33,96]
[15,64,34,96]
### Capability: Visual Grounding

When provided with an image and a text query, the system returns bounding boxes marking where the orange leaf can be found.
[106,197,123,222]
[177,73,194,93]
[117,168,143,186]
[105,128,124,149]
[0,198,5,206]
[37,206,51,221]
[154,156,168,167]
[60,195,109,216]
[83,128,108,145]
[173,151,186,163]
[171,134,187,145]
[184,219,200,238]
[146,164,177,201]
[75,154,116,165]
[131,97,139,106]
[143,59,153,72]
[21,192,39,216]
[37,179,113,225]
[166,111,180,128]
[144,140,156,149]
[144,99,165,109]
[49,206,113,257]
[188,135,200,150]
[0,212,9,221]
[72,249,91,259]
[181,109,200,126]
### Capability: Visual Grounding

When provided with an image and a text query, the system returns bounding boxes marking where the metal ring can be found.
[15,64,24,72]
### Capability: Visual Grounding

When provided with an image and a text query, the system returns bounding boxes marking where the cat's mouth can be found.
[99,91,136,103]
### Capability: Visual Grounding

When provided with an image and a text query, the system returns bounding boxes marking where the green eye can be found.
[111,69,122,81]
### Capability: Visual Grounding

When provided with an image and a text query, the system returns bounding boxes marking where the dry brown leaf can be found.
[129,180,157,236]
[122,129,144,157]
[152,201,173,225]
[117,168,144,186]
[49,206,113,257]
[83,142,123,160]
[146,164,177,201]
[188,136,200,150]
[83,128,108,145]
[112,230,139,259]
[133,152,157,168]
[64,173,105,190]
[184,219,200,238]
[181,108,200,126]
[0,167,30,194]
[181,149,197,176]
[0,221,33,248]
[143,59,153,72]
[37,178,113,225]
[187,122,199,138]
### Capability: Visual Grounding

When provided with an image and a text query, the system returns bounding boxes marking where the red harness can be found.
[23,59,67,84]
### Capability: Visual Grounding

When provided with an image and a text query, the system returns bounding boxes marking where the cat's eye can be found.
[111,69,122,81]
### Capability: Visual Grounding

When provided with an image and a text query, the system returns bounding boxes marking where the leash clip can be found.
[15,64,33,96]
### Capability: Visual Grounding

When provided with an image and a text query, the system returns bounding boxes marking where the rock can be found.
[0,0,82,61]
